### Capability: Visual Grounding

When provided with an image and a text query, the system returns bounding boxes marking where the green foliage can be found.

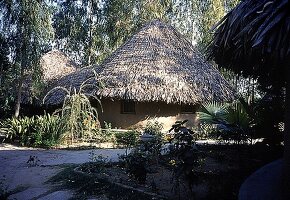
[197,101,252,143]
[0,114,64,147]
[122,150,148,184]
[0,0,54,117]
[102,121,114,140]
[167,120,198,195]
[115,131,139,155]
[194,123,217,140]
[51,0,240,64]
[197,102,228,124]
[194,0,225,51]
[33,114,66,147]
[0,116,35,145]
[250,93,284,145]
[52,0,173,66]
[53,0,105,66]
[144,121,163,136]
[140,121,164,161]
[87,151,108,172]
[192,0,239,51]
[219,68,263,102]
[198,96,284,145]
[168,120,194,145]
[117,122,165,183]
[89,151,108,163]
[0,34,14,117]
[45,71,101,143]
[226,103,250,131]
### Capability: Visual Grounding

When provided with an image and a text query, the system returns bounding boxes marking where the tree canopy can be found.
[52,0,239,66]
[0,0,54,117]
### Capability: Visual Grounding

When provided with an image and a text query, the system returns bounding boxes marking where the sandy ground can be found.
[0,144,126,200]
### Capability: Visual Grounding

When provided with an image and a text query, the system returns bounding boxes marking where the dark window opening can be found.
[181,104,199,114]
[121,100,136,114]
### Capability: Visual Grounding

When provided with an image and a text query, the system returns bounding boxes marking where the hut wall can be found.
[96,99,198,131]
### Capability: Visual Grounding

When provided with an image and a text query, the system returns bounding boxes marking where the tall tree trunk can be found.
[88,0,93,66]
[283,67,290,199]
[14,68,24,118]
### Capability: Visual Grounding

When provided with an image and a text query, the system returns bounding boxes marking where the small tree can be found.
[0,0,54,117]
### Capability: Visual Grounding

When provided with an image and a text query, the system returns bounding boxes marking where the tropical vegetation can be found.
[0,0,288,199]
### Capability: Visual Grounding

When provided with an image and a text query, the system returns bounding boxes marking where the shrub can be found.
[139,121,164,164]
[167,120,199,195]
[0,114,65,147]
[144,121,163,136]
[197,101,252,144]
[0,116,36,145]
[122,150,148,184]
[193,123,218,140]
[33,114,65,147]
[115,131,139,155]
[100,121,114,142]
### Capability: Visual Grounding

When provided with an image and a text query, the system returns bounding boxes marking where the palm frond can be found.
[207,0,290,84]
[197,101,228,124]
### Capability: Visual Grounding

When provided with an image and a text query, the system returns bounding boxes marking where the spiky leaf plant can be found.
[197,101,228,124]
[44,70,102,143]
[197,101,251,143]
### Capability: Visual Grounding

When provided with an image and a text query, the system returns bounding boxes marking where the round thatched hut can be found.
[45,20,235,130]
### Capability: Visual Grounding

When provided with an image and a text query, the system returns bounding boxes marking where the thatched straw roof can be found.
[207,0,290,86]
[45,20,236,105]
[40,50,77,81]
[22,50,77,104]
[43,67,97,105]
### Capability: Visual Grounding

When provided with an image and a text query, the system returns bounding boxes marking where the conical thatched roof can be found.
[41,50,77,81]
[95,20,235,104]
[22,50,77,104]
[45,20,235,105]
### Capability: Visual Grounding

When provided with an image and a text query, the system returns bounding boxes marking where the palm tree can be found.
[207,0,290,199]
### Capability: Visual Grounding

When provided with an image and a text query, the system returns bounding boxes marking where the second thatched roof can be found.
[45,20,235,105]
[22,50,77,104]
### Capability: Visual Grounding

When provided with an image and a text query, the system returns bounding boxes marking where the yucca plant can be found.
[0,118,18,141]
[1,114,65,147]
[44,69,102,144]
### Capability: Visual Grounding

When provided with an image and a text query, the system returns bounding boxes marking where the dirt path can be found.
[0,144,126,200]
